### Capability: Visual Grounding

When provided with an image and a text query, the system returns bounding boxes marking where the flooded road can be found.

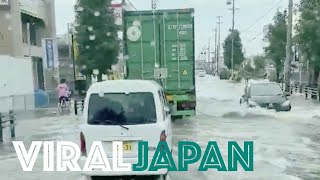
[171,76,320,180]
[0,76,319,180]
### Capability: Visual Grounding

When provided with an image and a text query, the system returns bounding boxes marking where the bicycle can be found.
[58,91,71,114]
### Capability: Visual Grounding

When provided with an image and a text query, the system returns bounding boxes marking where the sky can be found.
[55,0,297,57]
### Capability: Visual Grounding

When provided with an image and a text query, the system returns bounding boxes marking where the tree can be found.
[223,30,244,70]
[74,0,119,81]
[253,55,266,71]
[265,11,287,82]
[296,0,320,86]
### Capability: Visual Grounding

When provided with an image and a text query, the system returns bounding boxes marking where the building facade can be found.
[0,0,57,91]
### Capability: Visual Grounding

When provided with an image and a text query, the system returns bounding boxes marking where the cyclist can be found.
[57,79,70,108]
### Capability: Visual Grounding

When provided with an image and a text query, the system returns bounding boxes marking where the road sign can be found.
[182,69,188,75]
[42,38,58,69]
[154,68,168,79]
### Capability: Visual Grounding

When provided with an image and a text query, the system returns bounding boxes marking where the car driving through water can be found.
[240,81,292,112]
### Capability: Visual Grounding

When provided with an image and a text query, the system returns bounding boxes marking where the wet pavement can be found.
[0,76,319,180]
[14,108,59,120]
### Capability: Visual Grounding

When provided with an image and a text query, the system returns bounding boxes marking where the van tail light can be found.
[160,130,167,142]
[80,132,87,156]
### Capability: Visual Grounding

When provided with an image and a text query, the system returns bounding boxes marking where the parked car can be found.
[240,81,291,112]
[80,80,172,180]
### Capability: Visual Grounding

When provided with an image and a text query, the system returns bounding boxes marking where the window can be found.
[88,93,157,125]
[251,84,283,96]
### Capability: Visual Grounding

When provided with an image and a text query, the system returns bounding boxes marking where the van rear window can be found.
[88,93,157,125]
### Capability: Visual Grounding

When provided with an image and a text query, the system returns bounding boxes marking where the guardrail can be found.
[304,86,319,101]
[280,83,319,101]
[0,110,16,143]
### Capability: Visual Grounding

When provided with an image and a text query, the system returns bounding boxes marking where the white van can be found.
[80,80,172,180]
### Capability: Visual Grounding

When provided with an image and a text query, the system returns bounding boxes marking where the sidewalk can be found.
[14,108,59,120]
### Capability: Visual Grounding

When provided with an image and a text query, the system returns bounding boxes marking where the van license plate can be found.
[123,142,132,152]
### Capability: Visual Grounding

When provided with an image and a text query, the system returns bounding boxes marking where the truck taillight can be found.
[80,132,86,156]
[160,130,167,142]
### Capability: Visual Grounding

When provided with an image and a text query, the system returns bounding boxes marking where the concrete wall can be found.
[0,0,23,56]
[0,0,58,91]
[0,56,35,112]
[0,0,56,57]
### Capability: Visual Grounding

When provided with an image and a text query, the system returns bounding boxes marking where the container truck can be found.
[124,9,196,118]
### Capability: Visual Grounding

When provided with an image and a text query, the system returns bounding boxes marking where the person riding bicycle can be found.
[56,79,70,106]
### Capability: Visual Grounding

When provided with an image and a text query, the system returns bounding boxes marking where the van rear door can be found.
[81,92,165,159]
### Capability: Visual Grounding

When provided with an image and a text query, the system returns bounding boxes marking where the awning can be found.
[21,11,45,27]
[21,9,40,19]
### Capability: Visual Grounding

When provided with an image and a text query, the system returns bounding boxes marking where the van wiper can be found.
[94,119,129,130]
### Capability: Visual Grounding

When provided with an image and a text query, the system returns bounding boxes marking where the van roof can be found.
[87,80,162,94]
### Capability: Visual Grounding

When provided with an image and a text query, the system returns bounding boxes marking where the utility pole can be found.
[67,23,76,90]
[217,16,223,75]
[227,0,238,78]
[204,44,207,62]
[208,38,211,72]
[214,28,217,74]
[151,0,158,10]
[284,0,293,92]
[231,0,235,78]
[67,23,72,60]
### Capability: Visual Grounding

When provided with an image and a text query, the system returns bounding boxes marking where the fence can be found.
[0,90,59,113]
[280,83,320,101]
[0,110,16,143]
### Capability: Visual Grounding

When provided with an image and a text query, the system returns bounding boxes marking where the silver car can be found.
[240,82,292,112]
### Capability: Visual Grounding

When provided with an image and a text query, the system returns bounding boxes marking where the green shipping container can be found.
[124,9,196,118]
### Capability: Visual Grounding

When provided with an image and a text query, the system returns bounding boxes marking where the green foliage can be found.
[265,11,287,81]
[253,55,266,71]
[296,0,320,85]
[219,68,231,80]
[223,30,245,70]
[243,62,254,73]
[74,0,119,78]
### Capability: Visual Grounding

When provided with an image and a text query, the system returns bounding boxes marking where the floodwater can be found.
[0,76,319,180]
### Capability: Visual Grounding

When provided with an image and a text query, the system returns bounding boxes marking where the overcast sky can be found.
[55,0,298,57]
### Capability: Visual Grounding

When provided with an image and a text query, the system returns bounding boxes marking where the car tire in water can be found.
[285,105,292,112]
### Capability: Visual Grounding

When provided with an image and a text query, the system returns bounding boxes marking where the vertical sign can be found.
[42,38,59,69]
[46,39,54,68]
[0,0,10,10]
[112,4,123,26]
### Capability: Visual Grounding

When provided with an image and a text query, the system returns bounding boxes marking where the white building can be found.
[0,0,57,91]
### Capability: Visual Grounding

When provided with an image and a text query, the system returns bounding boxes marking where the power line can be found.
[246,32,264,43]
[126,0,137,10]
[241,0,282,34]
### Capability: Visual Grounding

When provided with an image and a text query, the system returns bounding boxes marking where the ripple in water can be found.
[222,111,275,119]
